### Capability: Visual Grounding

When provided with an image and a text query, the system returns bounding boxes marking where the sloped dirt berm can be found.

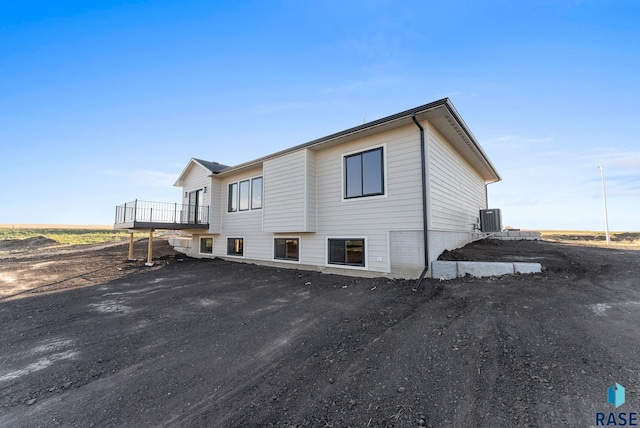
[0,238,639,427]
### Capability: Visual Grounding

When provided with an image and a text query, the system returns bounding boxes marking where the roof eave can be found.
[212,98,500,183]
[441,100,501,183]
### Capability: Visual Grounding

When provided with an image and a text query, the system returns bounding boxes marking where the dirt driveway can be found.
[0,239,639,427]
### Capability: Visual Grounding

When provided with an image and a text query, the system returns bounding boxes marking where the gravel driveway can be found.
[0,239,639,427]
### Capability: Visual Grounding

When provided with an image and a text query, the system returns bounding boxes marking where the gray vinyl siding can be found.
[209,124,424,275]
[303,123,423,273]
[428,124,486,232]
[305,149,317,232]
[217,166,271,260]
[180,163,212,224]
[263,149,316,232]
[209,177,222,233]
[176,120,490,278]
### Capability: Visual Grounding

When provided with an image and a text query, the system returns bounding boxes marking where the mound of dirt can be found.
[0,236,59,252]
[436,238,612,277]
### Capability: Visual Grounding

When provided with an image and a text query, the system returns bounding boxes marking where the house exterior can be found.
[115,98,500,278]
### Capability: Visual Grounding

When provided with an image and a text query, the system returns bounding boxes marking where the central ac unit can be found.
[480,209,502,233]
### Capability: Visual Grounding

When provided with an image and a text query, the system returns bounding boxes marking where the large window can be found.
[345,147,384,199]
[274,238,299,261]
[228,177,263,212]
[200,237,213,254]
[328,239,365,267]
[227,238,244,256]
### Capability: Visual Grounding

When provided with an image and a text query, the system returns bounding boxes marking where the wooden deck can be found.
[114,200,209,231]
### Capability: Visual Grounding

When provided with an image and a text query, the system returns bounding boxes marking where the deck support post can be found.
[145,229,154,266]
[128,233,135,260]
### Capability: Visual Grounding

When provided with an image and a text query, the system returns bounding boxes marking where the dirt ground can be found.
[0,237,639,427]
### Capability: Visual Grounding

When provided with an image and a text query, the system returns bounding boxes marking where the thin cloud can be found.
[606,155,640,169]
[525,137,554,143]
[105,169,178,187]
[255,102,312,114]
[581,149,640,170]
[486,134,554,148]
[322,77,400,94]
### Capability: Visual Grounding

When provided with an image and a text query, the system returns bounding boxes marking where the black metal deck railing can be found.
[114,200,209,229]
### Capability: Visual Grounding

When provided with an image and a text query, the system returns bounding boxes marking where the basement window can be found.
[328,239,365,267]
[274,238,299,261]
[227,238,244,257]
[200,237,213,255]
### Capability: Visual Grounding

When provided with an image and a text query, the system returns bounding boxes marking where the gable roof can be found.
[215,98,500,182]
[193,158,229,174]
[174,98,500,186]
[173,158,230,186]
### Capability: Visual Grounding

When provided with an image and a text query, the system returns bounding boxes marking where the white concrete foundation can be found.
[431,261,542,280]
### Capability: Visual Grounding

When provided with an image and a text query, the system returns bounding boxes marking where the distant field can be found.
[0,225,132,246]
[539,230,640,247]
[0,224,112,230]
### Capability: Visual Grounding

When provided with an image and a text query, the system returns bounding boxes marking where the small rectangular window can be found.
[251,177,263,209]
[227,238,243,256]
[274,238,299,261]
[239,180,250,211]
[200,237,213,254]
[228,183,238,212]
[344,147,384,199]
[328,239,365,267]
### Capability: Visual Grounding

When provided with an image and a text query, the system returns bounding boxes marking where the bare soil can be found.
[0,237,639,427]
[0,236,59,252]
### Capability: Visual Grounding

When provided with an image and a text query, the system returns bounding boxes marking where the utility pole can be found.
[597,166,611,246]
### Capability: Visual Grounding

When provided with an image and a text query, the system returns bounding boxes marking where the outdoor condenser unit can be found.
[480,209,502,233]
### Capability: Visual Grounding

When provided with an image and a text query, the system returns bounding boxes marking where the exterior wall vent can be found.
[480,209,502,233]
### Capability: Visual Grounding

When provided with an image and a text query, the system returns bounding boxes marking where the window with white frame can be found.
[228,177,263,212]
[274,238,299,261]
[200,237,213,254]
[227,238,244,256]
[344,147,384,199]
[328,239,365,267]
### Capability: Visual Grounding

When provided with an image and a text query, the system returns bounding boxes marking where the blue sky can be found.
[1,0,639,230]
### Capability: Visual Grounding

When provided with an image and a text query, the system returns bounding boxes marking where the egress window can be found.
[328,239,365,267]
[274,238,299,261]
[227,238,244,256]
[344,147,384,199]
[200,237,213,254]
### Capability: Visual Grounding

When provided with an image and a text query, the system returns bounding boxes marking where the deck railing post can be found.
[115,200,209,228]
